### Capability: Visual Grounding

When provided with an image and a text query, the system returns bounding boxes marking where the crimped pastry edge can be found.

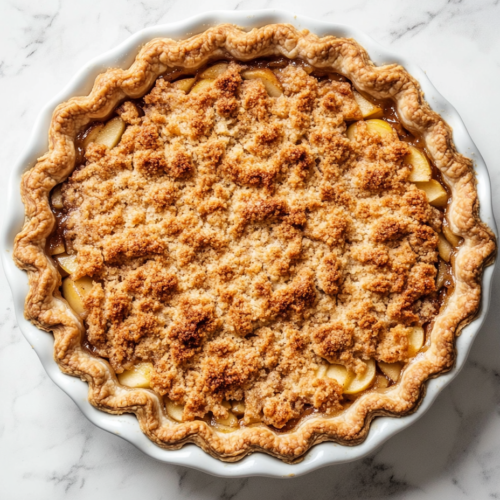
[13,23,496,463]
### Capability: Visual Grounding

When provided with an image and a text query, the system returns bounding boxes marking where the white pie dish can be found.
[1,10,497,478]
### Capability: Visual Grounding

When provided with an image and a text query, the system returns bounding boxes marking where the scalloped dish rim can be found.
[1,10,497,478]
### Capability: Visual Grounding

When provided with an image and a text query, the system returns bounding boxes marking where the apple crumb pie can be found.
[14,24,496,462]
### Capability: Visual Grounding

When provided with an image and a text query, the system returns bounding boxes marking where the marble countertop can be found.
[1,0,500,498]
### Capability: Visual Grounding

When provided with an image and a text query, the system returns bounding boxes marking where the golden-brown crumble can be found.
[14,24,495,463]
[58,61,441,428]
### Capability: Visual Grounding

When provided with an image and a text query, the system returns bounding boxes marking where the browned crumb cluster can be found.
[60,62,440,428]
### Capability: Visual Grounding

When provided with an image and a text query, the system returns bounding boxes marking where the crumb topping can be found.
[60,62,439,428]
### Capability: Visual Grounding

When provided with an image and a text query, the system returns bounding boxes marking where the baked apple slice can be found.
[442,222,461,247]
[55,253,78,275]
[241,68,283,97]
[231,401,246,417]
[405,146,432,182]
[415,180,448,207]
[117,362,153,388]
[172,77,195,93]
[375,374,390,389]
[213,411,239,432]
[95,117,125,149]
[326,364,354,390]
[353,91,383,119]
[365,119,394,138]
[165,399,184,422]
[436,259,452,290]
[347,119,394,141]
[343,359,376,395]
[62,276,93,317]
[82,124,104,150]
[378,361,403,383]
[438,233,453,262]
[408,326,424,357]
[189,78,215,94]
[49,242,66,256]
[199,63,228,79]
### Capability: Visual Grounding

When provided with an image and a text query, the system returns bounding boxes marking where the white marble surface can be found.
[1,0,500,498]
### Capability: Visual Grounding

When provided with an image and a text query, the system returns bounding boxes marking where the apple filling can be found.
[47,58,460,432]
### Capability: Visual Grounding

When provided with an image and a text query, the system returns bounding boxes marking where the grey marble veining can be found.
[1,0,500,498]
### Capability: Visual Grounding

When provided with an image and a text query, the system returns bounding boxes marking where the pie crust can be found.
[13,24,496,463]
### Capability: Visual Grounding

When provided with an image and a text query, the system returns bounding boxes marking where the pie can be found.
[14,24,496,463]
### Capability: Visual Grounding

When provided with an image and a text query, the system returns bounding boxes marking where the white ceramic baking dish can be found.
[1,10,497,478]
